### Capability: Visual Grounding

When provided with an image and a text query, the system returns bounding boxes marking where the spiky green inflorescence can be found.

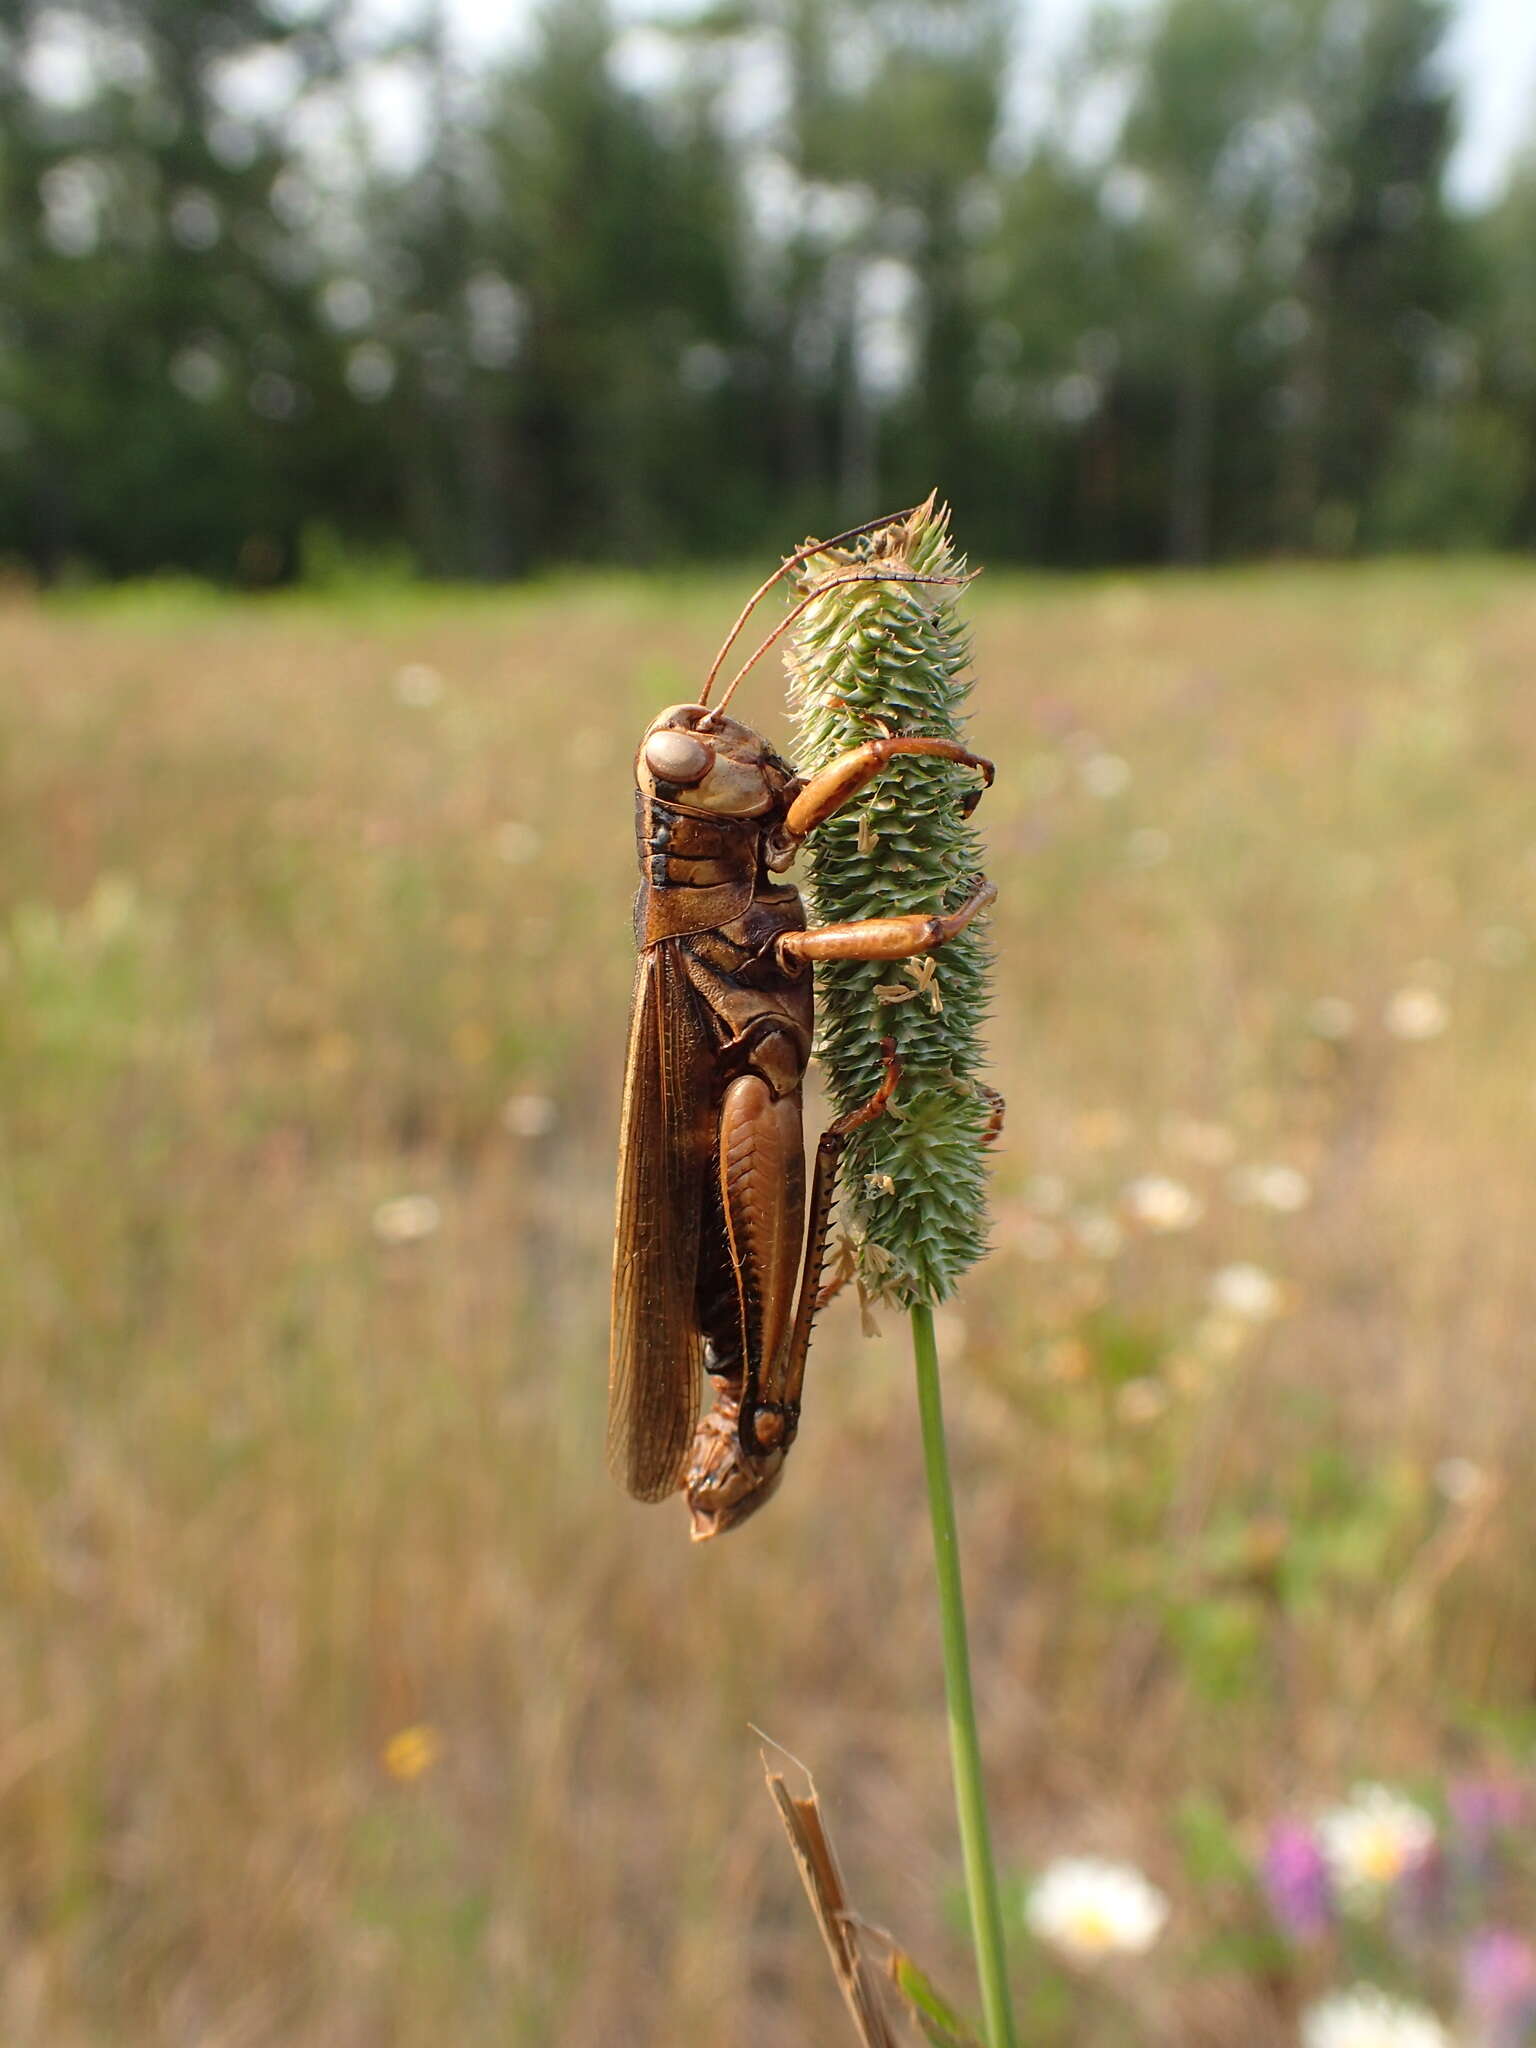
[786,497,995,1310]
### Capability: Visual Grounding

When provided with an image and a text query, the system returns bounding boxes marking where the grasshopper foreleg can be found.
[781,736,993,844]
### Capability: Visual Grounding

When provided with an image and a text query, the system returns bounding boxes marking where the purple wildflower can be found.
[1463,1930,1536,2047]
[1450,1777,1528,1870]
[1390,1839,1447,1954]
[1262,1819,1334,1943]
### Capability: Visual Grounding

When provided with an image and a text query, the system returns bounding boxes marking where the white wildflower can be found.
[1124,1174,1204,1232]
[1209,1262,1282,1321]
[1309,996,1358,1041]
[1026,1858,1168,1962]
[1079,752,1131,799]
[372,1194,442,1245]
[393,662,443,708]
[1384,987,1449,1041]
[501,1094,558,1139]
[1301,1986,1450,2048]
[1318,1785,1435,1908]
[1073,1210,1125,1261]
[1229,1162,1312,1213]
[1433,1456,1489,1505]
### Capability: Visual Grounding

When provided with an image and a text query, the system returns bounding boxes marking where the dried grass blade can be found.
[762,1760,898,2048]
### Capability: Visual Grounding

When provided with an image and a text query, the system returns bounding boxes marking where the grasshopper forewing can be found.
[608,940,715,1500]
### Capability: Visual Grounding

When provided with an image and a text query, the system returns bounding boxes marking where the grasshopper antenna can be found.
[700,568,978,727]
[696,506,925,712]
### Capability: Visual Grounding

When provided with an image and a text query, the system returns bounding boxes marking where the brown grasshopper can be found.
[607,513,997,1540]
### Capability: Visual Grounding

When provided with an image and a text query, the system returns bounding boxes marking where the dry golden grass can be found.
[2,562,1535,2044]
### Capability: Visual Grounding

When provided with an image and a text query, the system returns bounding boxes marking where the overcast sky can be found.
[383,0,1536,208]
[1440,0,1536,199]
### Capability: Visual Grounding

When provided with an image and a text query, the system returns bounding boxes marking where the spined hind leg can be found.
[738,1042,902,1458]
[689,1045,902,1539]
[685,1048,806,1541]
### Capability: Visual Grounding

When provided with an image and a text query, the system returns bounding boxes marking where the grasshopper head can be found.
[637,704,796,822]
[684,1393,786,1540]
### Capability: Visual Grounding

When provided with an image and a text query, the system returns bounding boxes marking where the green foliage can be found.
[1,875,169,1095]
[0,0,1532,578]
[1165,1593,1268,1702]
[0,0,384,580]
[1172,1793,1249,1892]
[1371,403,1532,549]
[887,1942,986,2048]
[786,500,993,1308]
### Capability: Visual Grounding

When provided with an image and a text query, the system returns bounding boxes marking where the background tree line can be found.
[1,0,1533,582]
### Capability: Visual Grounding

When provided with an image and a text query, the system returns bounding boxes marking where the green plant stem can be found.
[910,1301,1019,2048]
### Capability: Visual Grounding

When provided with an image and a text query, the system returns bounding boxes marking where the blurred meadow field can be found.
[3,561,1536,2045]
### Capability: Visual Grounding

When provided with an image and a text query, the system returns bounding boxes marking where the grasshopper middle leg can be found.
[774,874,996,968]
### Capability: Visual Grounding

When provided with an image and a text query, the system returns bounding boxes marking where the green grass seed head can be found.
[785,497,995,1310]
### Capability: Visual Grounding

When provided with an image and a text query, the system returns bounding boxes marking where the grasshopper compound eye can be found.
[644,728,714,786]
